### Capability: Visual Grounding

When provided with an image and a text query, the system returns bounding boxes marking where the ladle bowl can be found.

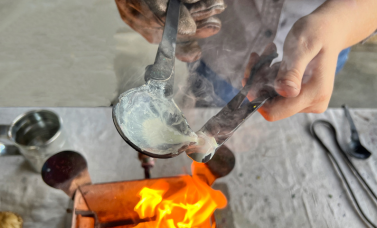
[112,79,197,158]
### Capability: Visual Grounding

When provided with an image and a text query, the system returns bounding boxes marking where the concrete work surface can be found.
[1,107,377,228]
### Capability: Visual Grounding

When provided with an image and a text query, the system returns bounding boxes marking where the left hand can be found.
[246,14,346,121]
[115,0,226,62]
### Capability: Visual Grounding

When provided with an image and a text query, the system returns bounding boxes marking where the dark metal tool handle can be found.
[155,0,180,67]
[0,144,20,156]
[145,0,181,82]
[342,105,360,142]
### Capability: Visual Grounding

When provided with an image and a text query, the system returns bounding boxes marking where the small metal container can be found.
[0,110,68,173]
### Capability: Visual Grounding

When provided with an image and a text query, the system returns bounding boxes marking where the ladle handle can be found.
[342,105,360,142]
[155,0,180,65]
[144,0,180,82]
[0,143,20,156]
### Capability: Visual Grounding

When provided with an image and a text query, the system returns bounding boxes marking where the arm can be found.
[258,0,377,121]
[315,0,377,48]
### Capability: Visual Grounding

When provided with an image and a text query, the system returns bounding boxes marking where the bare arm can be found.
[314,0,377,48]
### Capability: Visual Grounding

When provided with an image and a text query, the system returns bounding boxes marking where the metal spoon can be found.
[342,104,372,159]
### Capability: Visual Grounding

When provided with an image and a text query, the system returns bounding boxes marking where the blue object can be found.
[336,48,351,74]
[190,48,351,106]
[191,61,240,104]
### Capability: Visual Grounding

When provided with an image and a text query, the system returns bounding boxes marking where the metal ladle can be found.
[112,0,195,159]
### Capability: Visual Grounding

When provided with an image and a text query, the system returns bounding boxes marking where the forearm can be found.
[312,0,377,49]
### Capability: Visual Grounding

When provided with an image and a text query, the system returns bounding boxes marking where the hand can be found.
[242,43,280,102]
[115,0,226,62]
[245,14,346,122]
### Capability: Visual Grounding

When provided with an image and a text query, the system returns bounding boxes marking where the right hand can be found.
[115,0,226,62]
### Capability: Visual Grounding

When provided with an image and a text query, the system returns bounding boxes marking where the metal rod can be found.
[145,0,181,81]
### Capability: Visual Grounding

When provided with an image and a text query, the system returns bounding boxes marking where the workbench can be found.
[1,107,376,228]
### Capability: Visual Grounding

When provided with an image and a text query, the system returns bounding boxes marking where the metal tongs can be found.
[199,52,278,148]
[310,106,376,228]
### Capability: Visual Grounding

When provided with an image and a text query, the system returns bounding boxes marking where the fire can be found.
[134,164,227,228]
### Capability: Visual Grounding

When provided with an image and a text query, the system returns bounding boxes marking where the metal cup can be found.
[0,110,68,173]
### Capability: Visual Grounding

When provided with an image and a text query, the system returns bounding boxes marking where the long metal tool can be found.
[310,116,376,228]
[198,53,278,148]
[112,0,182,158]
[144,0,180,84]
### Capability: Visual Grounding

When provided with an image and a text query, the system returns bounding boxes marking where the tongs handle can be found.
[200,53,279,147]
[145,0,181,82]
[228,52,278,111]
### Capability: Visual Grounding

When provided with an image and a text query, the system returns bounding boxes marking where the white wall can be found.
[0,0,189,107]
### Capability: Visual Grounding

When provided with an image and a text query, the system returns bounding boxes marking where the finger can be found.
[275,32,322,98]
[177,16,221,41]
[182,0,200,3]
[176,41,202,62]
[144,0,168,17]
[194,16,221,39]
[178,4,197,35]
[188,0,226,21]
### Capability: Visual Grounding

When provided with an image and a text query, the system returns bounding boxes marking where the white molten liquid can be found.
[114,79,219,161]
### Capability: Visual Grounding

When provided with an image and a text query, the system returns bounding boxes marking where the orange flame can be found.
[134,164,227,228]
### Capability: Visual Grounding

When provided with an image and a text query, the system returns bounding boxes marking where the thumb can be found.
[275,39,321,98]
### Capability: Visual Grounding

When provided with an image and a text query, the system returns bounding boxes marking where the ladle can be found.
[342,104,372,159]
[112,0,196,159]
